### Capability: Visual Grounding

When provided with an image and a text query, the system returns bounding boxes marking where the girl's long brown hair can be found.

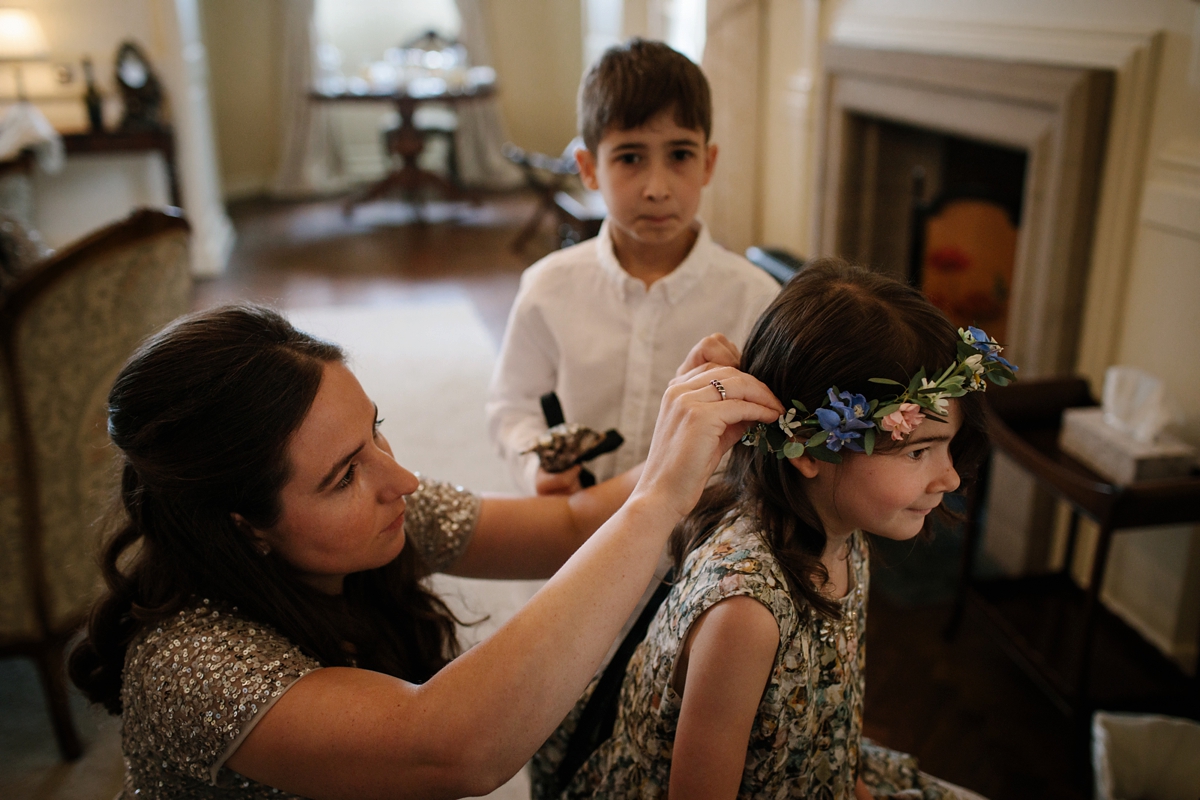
[669,260,988,619]
[69,305,460,714]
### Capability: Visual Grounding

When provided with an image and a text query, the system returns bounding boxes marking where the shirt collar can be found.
[595,218,714,304]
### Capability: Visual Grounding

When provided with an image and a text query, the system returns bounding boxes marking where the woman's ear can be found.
[231,512,271,556]
[787,453,822,479]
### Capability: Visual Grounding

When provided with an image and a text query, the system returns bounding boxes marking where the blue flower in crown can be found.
[964,326,1017,371]
[828,388,871,421]
[815,405,873,452]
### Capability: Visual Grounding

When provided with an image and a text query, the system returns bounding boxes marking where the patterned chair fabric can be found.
[0,208,191,758]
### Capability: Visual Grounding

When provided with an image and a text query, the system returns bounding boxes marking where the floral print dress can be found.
[530,512,951,800]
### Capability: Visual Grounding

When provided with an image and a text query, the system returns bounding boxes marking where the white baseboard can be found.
[1102,588,1198,676]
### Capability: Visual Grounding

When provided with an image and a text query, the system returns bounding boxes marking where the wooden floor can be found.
[194,193,542,341]
[209,194,1089,800]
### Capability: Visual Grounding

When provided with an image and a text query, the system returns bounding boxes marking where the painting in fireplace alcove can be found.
[906,135,1027,346]
[915,195,1017,344]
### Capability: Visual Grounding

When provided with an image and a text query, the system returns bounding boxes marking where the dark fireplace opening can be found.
[840,115,1028,341]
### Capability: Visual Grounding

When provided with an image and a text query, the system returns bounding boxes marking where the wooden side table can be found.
[946,378,1200,729]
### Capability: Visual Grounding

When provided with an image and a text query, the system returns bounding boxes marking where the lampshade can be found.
[0,9,48,62]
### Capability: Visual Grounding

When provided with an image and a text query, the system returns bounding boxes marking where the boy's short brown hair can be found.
[578,38,712,153]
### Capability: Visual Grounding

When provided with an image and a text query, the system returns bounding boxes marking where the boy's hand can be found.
[535,465,584,495]
[675,333,741,379]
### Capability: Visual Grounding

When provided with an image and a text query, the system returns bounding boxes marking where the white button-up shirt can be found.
[486,219,781,493]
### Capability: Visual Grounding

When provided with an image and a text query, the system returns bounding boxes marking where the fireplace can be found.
[842,119,1028,343]
[813,45,1115,575]
[814,45,1112,379]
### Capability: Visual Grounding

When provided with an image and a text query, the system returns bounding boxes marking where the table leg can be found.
[343,95,474,217]
[1074,521,1114,722]
[1061,508,1081,575]
[945,452,992,640]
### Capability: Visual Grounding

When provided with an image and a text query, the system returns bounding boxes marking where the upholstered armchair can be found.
[0,208,191,759]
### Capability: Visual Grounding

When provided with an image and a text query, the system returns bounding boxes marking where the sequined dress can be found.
[118,477,480,799]
[530,512,951,800]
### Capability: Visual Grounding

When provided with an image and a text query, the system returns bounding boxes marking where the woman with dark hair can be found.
[68,304,782,799]
[533,261,1011,799]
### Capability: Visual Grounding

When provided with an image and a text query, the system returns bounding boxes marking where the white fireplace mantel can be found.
[830,12,1159,71]
[826,4,1165,390]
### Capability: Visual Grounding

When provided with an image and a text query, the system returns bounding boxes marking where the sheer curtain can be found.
[272,0,346,197]
[452,0,522,188]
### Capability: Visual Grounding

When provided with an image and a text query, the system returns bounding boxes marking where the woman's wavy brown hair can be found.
[669,260,988,619]
[69,304,461,714]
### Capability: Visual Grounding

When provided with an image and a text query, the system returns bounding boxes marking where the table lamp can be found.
[0,9,49,101]
[0,9,62,174]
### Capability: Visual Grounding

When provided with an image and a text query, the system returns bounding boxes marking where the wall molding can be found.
[831,13,1158,70]
[1142,182,1200,240]
[1075,32,1163,386]
[1105,581,1199,675]
[1142,139,1200,240]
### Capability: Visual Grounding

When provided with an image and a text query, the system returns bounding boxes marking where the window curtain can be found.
[452,0,523,189]
[272,0,346,197]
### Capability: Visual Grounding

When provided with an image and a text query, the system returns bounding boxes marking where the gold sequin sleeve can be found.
[120,600,320,796]
[404,474,482,573]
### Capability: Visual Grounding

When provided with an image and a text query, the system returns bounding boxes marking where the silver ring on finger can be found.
[710,379,727,401]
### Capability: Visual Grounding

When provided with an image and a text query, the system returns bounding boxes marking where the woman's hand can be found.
[635,365,782,522]
[675,333,741,379]
[535,464,583,495]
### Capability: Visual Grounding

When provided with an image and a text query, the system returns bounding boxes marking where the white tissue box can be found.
[1059,408,1196,485]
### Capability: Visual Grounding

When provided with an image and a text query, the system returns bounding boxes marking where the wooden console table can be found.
[60,129,181,208]
[946,378,1200,729]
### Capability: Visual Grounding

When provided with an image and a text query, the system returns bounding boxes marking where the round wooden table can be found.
[310,79,496,216]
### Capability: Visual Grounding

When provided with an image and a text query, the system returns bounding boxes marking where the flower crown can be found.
[741,326,1018,464]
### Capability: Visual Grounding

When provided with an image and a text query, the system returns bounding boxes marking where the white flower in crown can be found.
[919,378,951,415]
[779,407,805,437]
[963,353,985,375]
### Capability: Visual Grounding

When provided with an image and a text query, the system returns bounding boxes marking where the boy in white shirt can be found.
[487,38,780,495]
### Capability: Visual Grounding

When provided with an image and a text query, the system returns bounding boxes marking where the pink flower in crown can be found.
[879,403,926,440]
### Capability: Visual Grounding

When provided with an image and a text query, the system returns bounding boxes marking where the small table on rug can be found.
[311,78,496,217]
[946,378,1200,734]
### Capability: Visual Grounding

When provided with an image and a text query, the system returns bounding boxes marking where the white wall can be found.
[485,0,582,155]
[201,0,283,200]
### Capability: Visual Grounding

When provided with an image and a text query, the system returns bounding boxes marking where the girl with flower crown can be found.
[531,260,1015,800]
